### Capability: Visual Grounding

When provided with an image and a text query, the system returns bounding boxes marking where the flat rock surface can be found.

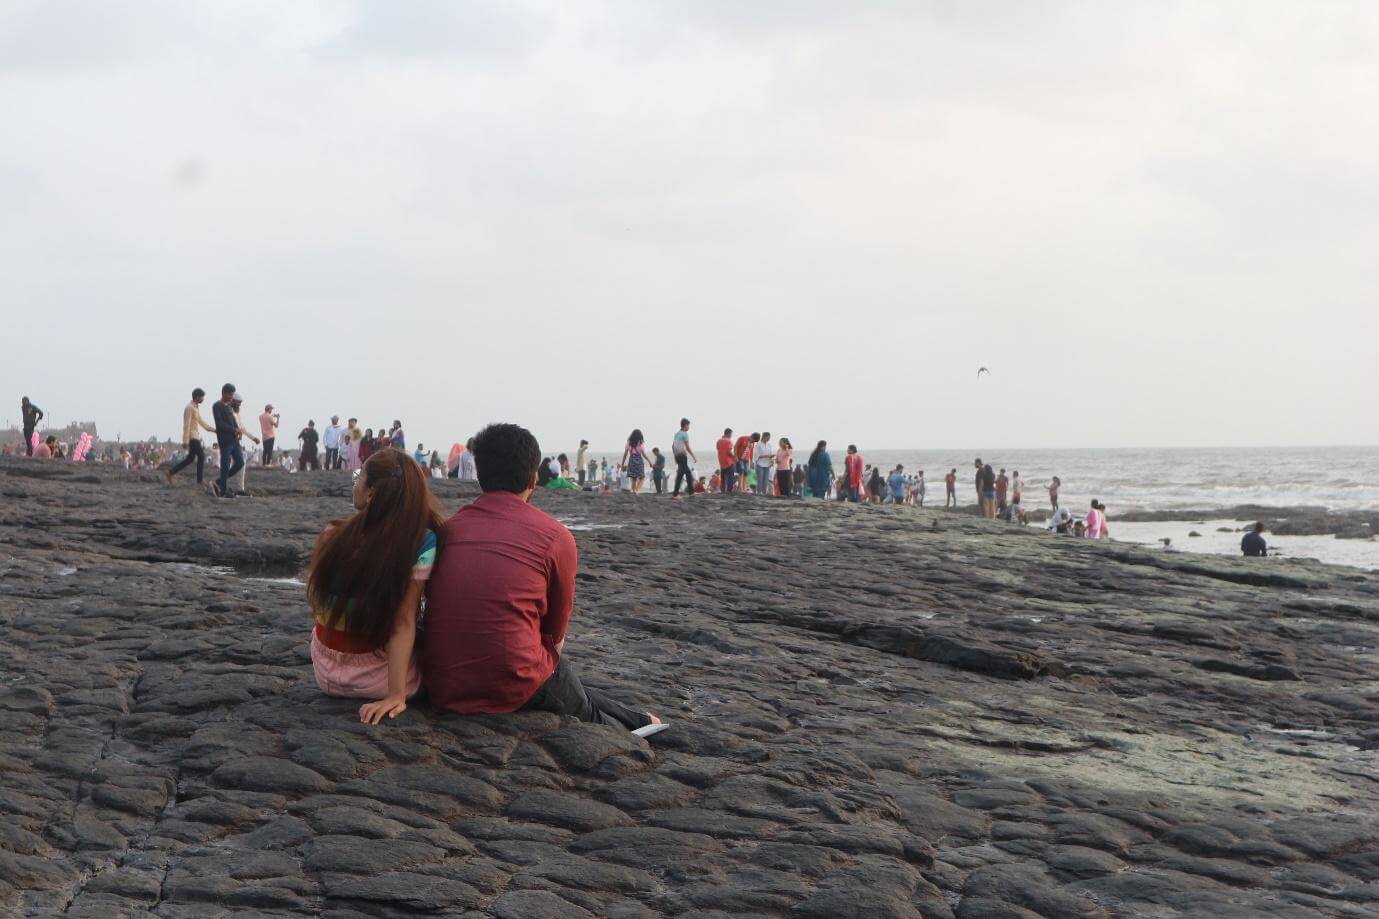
[2,456,1377,917]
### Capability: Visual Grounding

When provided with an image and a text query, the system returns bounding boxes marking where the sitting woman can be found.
[307,449,445,724]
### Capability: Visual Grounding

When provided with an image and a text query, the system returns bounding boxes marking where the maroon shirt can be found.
[421,491,576,715]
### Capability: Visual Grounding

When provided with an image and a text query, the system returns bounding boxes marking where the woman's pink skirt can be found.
[310,632,421,699]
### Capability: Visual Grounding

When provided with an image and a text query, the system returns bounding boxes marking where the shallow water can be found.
[1106,519,1379,571]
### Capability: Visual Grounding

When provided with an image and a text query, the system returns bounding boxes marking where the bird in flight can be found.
[977,367,990,378]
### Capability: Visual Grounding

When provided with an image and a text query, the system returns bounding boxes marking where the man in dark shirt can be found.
[422,422,661,733]
[212,383,243,498]
[20,396,43,456]
[1241,522,1268,557]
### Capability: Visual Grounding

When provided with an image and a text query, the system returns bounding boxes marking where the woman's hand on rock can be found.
[359,695,407,725]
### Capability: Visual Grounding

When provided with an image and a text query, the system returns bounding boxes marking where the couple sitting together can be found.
[307,422,662,734]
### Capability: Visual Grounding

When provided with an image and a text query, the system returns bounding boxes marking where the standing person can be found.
[671,418,697,500]
[844,446,864,502]
[716,428,736,494]
[344,419,362,473]
[166,387,216,486]
[650,447,666,495]
[996,469,1009,514]
[420,423,661,732]
[414,443,427,466]
[1241,522,1268,557]
[1085,500,1109,539]
[975,459,997,518]
[775,437,793,497]
[1011,470,1023,507]
[231,396,261,496]
[299,420,321,471]
[621,430,652,495]
[359,429,375,466]
[323,416,345,470]
[20,397,43,456]
[459,437,478,481]
[868,466,885,504]
[1048,476,1061,510]
[945,468,957,507]
[576,440,589,486]
[916,470,927,507]
[259,404,280,466]
[888,464,907,504]
[807,441,834,499]
[212,384,242,498]
[733,432,754,494]
[307,448,445,723]
[389,420,406,453]
[755,432,774,495]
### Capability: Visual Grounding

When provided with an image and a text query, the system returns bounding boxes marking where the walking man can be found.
[212,384,243,498]
[20,396,43,456]
[323,416,344,469]
[166,387,216,486]
[259,404,280,466]
[671,418,697,499]
[945,468,957,507]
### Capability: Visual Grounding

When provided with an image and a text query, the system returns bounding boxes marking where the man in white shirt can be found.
[323,416,345,469]
[754,432,775,495]
[576,440,589,486]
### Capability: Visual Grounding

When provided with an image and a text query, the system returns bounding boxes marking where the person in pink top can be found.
[259,404,281,466]
[774,437,793,497]
[32,436,55,459]
[1085,499,1109,539]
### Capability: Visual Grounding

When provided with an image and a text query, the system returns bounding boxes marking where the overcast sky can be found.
[2,0,1376,454]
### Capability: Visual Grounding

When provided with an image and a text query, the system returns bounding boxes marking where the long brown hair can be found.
[307,450,446,649]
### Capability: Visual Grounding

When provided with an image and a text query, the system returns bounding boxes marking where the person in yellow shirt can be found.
[165,387,217,486]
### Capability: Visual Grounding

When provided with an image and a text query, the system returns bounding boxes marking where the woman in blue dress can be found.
[806,440,834,499]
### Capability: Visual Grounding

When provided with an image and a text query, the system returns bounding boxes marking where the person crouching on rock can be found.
[420,422,662,733]
[307,449,444,725]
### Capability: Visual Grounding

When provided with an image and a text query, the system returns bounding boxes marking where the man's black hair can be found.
[680,418,690,427]
[222,383,236,396]
[474,422,541,494]
[192,387,206,399]
[723,428,732,436]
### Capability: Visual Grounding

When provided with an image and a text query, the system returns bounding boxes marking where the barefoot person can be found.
[422,423,661,732]
[307,449,444,724]
[621,429,652,495]
[20,396,43,457]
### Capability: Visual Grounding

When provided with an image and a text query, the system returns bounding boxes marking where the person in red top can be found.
[716,428,737,493]
[422,422,660,732]
[844,445,864,502]
[732,432,753,493]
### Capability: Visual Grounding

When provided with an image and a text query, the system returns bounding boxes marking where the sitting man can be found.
[1241,521,1268,557]
[422,422,662,733]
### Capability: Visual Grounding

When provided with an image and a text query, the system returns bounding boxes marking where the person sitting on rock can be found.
[421,422,662,733]
[1241,521,1268,557]
[306,449,445,725]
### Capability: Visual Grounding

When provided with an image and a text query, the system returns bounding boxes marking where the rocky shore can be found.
[2,456,1377,917]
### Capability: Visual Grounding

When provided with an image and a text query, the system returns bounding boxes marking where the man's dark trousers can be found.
[520,658,649,730]
[218,442,244,495]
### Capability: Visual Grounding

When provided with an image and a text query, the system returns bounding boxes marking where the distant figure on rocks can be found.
[307,449,443,724]
[344,419,362,473]
[975,459,997,519]
[1048,505,1074,534]
[259,404,280,467]
[212,383,243,498]
[996,469,1009,513]
[323,416,345,470]
[622,429,651,495]
[945,469,957,507]
[716,428,736,494]
[1011,470,1023,507]
[888,464,906,504]
[576,439,589,486]
[807,441,834,499]
[389,420,406,453]
[671,418,697,499]
[755,432,775,496]
[230,396,260,496]
[844,446,864,502]
[458,437,478,481]
[1048,476,1061,510]
[298,421,321,471]
[20,396,43,457]
[1085,500,1109,539]
[166,387,216,487]
[1241,522,1268,557]
[775,437,794,497]
[422,422,662,733]
[651,447,666,494]
[33,435,56,459]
